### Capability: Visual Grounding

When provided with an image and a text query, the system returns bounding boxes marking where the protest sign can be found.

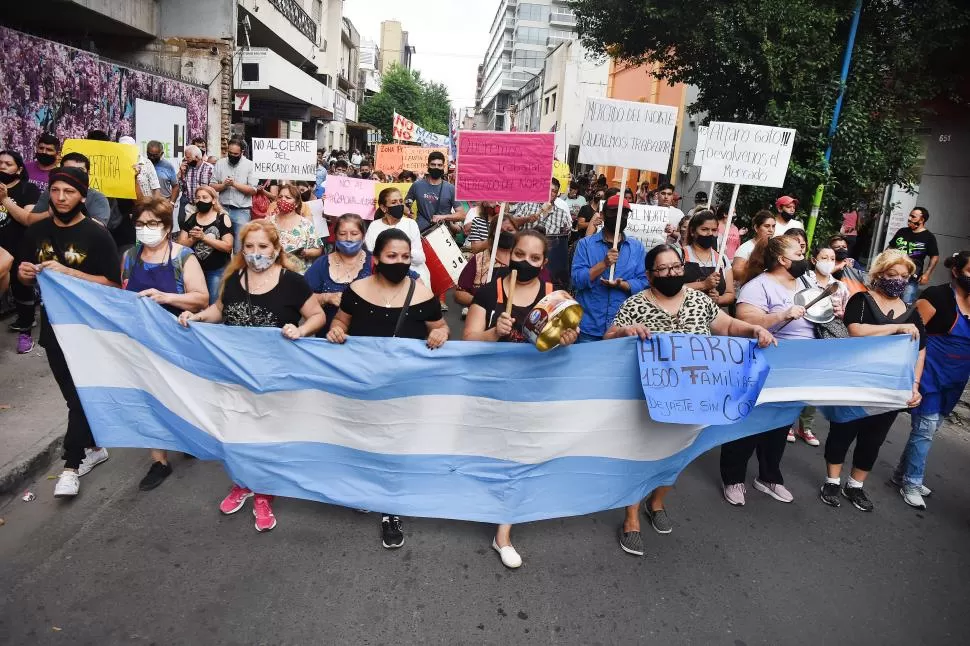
[374,182,411,201]
[553,160,571,195]
[626,205,671,247]
[694,125,708,167]
[323,176,378,219]
[60,139,138,199]
[375,145,448,175]
[392,112,449,147]
[699,122,796,188]
[251,138,316,181]
[134,99,186,164]
[455,131,555,202]
[578,98,678,172]
[637,334,771,425]
[304,199,330,239]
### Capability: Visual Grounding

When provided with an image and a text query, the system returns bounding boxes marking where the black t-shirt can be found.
[18,216,121,346]
[0,180,42,254]
[843,291,927,350]
[221,269,312,328]
[887,227,939,277]
[918,283,965,335]
[576,204,597,239]
[183,211,233,272]
[340,281,442,340]
[472,277,553,343]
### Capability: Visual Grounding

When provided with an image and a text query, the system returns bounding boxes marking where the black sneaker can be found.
[819,482,841,507]
[138,461,173,491]
[7,318,35,333]
[841,485,873,512]
[381,515,404,549]
[618,527,644,556]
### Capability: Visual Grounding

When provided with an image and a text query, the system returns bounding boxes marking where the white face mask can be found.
[244,251,277,272]
[135,226,166,248]
[816,260,836,276]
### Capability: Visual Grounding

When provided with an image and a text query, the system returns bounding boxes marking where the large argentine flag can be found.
[39,273,915,524]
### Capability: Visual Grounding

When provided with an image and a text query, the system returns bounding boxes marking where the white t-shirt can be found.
[773,217,804,237]
[735,239,756,260]
[364,216,429,287]
[463,206,480,226]
[666,206,687,228]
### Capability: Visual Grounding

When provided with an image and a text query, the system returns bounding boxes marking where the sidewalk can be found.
[0,325,65,495]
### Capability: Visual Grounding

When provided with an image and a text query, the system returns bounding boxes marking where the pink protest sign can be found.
[456,132,555,202]
[323,176,378,220]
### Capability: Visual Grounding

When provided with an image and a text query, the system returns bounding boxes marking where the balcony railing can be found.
[550,12,576,26]
[269,0,317,43]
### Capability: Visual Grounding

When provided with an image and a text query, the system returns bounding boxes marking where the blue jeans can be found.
[894,411,943,487]
[902,277,920,306]
[204,269,223,305]
[227,207,252,254]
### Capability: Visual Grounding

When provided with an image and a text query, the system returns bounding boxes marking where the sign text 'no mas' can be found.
[699,122,796,188]
[637,334,771,425]
[578,98,678,172]
[251,138,316,181]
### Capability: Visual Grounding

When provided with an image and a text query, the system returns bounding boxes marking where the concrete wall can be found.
[69,0,157,36]
[380,20,403,74]
[539,41,608,163]
[159,0,234,39]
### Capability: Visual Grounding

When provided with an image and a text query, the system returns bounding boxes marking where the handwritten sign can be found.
[392,112,449,147]
[375,145,448,176]
[553,160,571,195]
[60,139,138,199]
[323,176,378,220]
[699,122,796,188]
[637,334,771,425]
[626,205,670,248]
[578,98,678,172]
[694,125,708,167]
[455,131,555,202]
[251,138,316,181]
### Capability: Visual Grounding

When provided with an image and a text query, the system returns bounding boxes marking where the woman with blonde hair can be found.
[179,185,233,303]
[818,249,925,512]
[178,219,325,532]
[269,184,323,274]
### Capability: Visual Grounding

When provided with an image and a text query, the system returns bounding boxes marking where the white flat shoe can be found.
[492,539,522,569]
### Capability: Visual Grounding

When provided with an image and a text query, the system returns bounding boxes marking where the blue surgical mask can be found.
[335,239,363,255]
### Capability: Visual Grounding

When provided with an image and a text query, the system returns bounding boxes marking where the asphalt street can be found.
[1,306,970,645]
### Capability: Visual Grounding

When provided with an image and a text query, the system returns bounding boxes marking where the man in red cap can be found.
[773,195,804,237]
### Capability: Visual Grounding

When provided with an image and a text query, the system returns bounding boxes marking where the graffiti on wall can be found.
[0,26,208,157]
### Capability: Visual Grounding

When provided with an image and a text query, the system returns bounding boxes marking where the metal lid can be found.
[793,287,835,324]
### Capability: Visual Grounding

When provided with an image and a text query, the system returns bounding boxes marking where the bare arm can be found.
[462,303,505,342]
[735,303,795,330]
[297,295,326,337]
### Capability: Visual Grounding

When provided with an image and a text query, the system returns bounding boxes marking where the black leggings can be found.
[719,425,790,485]
[45,334,96,469]
[824,410,898,472]
[11,274,35,326]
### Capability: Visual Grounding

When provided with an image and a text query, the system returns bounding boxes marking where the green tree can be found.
[359,64,452,144]
[571,0,970,232]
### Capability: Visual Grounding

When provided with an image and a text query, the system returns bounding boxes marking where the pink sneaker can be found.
[219,484,253,515]
[253,494,277,532]
[754,478,794,503]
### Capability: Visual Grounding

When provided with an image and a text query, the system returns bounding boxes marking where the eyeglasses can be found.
[135,220,165,230]
[651,263,685,276]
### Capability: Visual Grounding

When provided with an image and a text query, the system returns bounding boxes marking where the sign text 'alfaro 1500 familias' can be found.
[455,132,555,202]
[578,98,678,172]
[251,138,316,181]
[699,122,796,188]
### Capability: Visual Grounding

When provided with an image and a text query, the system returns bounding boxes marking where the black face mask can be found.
[300,191,312,201]
[696,234,718,250]
[497,231,515,250]
[0,171,17,184]
[51,201,84,223]
[196,201,213,213]
[604,215,628,234]
[786,259,810,279]
[36,153,56,166]
[652,274,685,297]
[189,159,199,168]
[834,249,849,261]
[376,261,410,284]
[228,154,241,166]
[955,274,970,293]
[428,168,445,180]
[147,155,161,164]
[386,204,405,220]
[360,171,371,179]
[509,258,541,282]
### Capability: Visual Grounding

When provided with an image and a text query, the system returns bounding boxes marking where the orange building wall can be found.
[601,60,688,193]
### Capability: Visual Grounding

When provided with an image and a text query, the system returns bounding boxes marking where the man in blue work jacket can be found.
[571,193,649,342]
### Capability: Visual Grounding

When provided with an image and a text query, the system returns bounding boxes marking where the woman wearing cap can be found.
[681,210,735,308]
[179,220,325,532]
[269,184,322,274]
[892,251,970,510]
[722,235,814,506]
[819,249,924,512]
[732,210,777,285]
[464,229,578,568]
[123,197,208,490]
[179,185,233,303]
[604,244,775,556]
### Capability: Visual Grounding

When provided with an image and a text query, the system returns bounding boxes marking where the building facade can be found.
[379,20,414,74]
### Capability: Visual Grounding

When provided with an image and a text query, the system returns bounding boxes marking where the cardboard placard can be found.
[323,176,378,220]
[251,138,316,181]
[578,98,678,172]
[375,145,448,176]
[60,139,138,199]
[699,122,796,188]
[455,131,555,202]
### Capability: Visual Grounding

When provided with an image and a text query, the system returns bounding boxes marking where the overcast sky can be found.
[342,0,499,115]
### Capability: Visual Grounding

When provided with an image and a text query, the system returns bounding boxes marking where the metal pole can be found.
[805,0,863,247]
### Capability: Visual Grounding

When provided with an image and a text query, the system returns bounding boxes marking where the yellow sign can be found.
[553,160,571,195]
[375,145,449,176]
[60,139,138,199]
[374,182,415,218]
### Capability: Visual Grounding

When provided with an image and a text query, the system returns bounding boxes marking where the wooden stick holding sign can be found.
[485,202,507,283]
[706,181,716,210]
[714,184,741,268]
[608,170,628,282]
[504,269,518,316]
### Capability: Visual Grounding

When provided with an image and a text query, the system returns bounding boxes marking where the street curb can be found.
[0,418,65,496]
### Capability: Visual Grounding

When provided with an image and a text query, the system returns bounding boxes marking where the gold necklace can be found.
[331,251,363,283]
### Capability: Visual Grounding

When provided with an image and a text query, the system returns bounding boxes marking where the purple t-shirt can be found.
[737,272,816,340]
[24,160,52,192]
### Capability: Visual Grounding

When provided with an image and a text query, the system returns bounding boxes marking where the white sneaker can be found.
[899,486,927,510]
[77,448,109,476]
[54,471,80,498]
[492,538,523,569]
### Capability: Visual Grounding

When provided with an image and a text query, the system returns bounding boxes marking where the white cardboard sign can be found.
[134,98,186,165]
[578,98,678,172]
[251,138,316,180]
[625,205,671,248]
[694,125,709,167]
[699,122,796,188]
